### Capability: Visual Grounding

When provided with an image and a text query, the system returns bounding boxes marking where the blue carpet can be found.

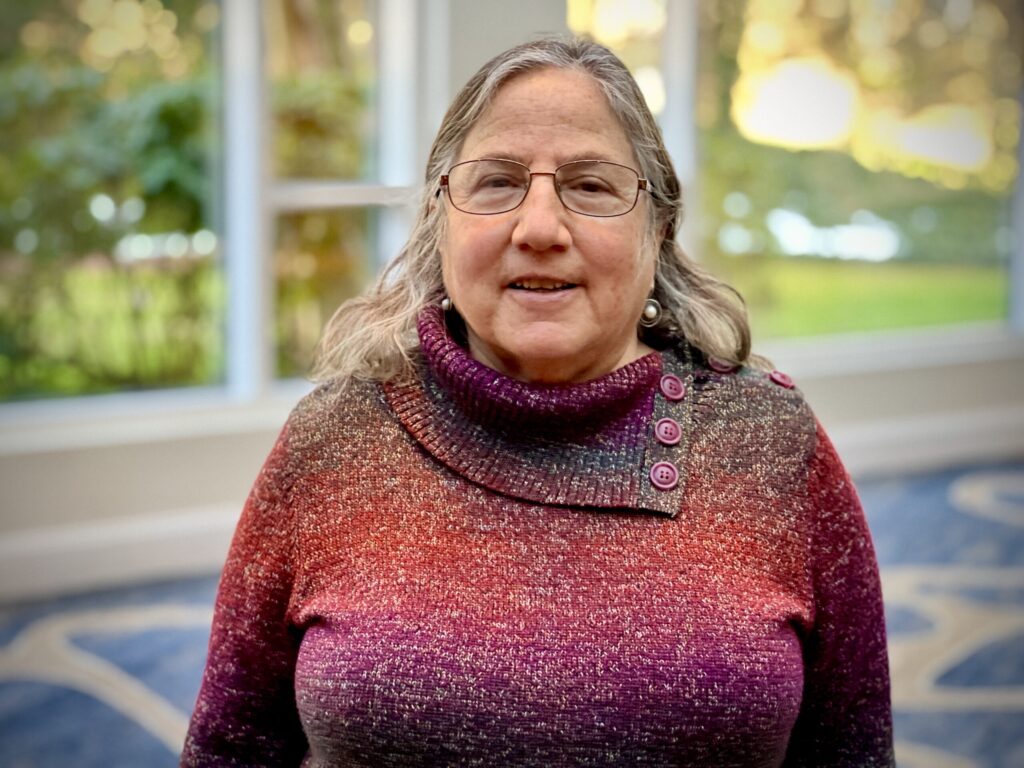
[0,682,179,768]
[1,461,1022,766]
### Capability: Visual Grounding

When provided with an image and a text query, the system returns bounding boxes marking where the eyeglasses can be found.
[439,158,649,217]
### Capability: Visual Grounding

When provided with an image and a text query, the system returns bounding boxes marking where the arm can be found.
[784,423,895,767]
[181,425,309,767]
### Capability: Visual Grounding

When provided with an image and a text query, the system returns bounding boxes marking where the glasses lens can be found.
[446,159,529,214]
[555,161,640,216]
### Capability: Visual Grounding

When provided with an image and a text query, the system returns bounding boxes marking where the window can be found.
[265,0,417,380]
[7,0,1018,404]
[2,0,420,401]
[266,0,382,378]
[571,0,1022,340]
[0,0,224,400]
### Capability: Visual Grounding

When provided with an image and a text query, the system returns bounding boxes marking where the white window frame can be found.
[0,0,434,450]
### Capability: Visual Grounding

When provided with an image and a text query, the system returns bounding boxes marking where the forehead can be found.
[458,67,637,165]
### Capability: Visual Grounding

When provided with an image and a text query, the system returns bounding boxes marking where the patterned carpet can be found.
[0,461,1022,767]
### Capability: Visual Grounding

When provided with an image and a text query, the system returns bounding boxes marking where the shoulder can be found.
[720,362,810,422]
[672,345,820,472]
[279,376,391,463]
[671,343,813,429]
[290,375,382,421]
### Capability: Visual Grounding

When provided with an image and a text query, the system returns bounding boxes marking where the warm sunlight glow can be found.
[568,0,665,46]
[883,104,993,172]
[347,20,373,46]
[634,66,665,115]
[572,0,1018,192]
[732,58,859,150]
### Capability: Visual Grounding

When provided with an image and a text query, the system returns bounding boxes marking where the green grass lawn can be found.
[1,260,225,400]
[715,257,1008,339]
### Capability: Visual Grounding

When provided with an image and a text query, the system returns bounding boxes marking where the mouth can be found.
[508,279,579,292]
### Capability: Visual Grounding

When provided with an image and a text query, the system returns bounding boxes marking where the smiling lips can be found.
[509,279,578,291]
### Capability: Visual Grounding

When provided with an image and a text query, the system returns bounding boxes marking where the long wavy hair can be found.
[312,36,756,384]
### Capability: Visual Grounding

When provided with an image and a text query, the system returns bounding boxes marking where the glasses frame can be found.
[439,158,650,217]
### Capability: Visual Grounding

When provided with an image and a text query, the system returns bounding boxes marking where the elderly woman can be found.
[182,38,893,767]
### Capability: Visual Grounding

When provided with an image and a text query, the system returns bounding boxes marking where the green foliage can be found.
[1,0,380,399]
[0,66,213,252]
[272,71,374,179]
[699,123,1011,268]
[274,209,372,378]
[695,0,1018,341]
[1,259,224,399]
[0,0,223,400]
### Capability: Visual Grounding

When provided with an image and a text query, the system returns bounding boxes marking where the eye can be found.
[477,173,520,190]
[562,175,615,195]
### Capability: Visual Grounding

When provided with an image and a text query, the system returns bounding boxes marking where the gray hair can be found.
[312,36,756,384]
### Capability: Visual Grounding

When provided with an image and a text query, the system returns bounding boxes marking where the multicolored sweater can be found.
[181,307,894,767]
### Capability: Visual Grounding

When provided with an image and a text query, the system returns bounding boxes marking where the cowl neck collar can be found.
[415,306,662,434]
[382,306,696,516]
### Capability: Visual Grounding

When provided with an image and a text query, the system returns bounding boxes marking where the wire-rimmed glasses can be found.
[440,158,649,217]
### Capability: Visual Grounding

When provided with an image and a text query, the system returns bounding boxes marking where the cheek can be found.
[588,225,651,292]
[444,220,507,284]
[440,221,471,286]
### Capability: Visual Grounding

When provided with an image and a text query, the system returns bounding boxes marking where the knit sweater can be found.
[181,307,894,767]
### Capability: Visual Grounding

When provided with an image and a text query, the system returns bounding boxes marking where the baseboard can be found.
[0,505,239,604]
[1,406,1022,603]
[833,405,1024,478]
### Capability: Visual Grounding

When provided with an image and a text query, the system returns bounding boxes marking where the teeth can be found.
[512,280,573,290]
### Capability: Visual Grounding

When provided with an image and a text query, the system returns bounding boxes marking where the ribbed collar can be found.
[416,306,662,434]
[382,307,696,517]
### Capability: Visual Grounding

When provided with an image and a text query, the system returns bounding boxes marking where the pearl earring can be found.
[441,296,453,311]
[639,297,662,328]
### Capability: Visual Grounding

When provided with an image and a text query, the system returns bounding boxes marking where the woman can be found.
[182,38,893,767]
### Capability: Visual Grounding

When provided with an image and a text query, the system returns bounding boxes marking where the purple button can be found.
[654,417,682,446]
[707,356,737,374]
[649,461,679,491]
[769,370,795,389]
[659,374,686,401]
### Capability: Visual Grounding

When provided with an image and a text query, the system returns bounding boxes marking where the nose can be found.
[511,173,572,254]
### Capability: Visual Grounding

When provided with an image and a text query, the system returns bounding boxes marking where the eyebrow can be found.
[471,151,622,166]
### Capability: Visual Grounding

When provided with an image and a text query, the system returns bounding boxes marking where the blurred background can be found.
[0,0,1022,766]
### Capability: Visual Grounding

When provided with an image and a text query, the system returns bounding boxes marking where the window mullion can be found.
[661,0,700,260]
[377,0,419,270]
[1012,85,1024,333]
[223,0,270,399]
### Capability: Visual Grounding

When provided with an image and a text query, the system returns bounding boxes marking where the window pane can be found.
[572,0,1021,339]
[0,0,224,401]
[697,1,1020,338]
[275,208,375,378]
[266,0,378,180]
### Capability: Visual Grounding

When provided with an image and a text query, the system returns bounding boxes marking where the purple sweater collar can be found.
[415,306,662,431]
[383,307,694,516]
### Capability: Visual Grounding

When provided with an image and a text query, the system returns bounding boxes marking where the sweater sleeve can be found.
[783,422,895,767]
[180,423,309,767]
